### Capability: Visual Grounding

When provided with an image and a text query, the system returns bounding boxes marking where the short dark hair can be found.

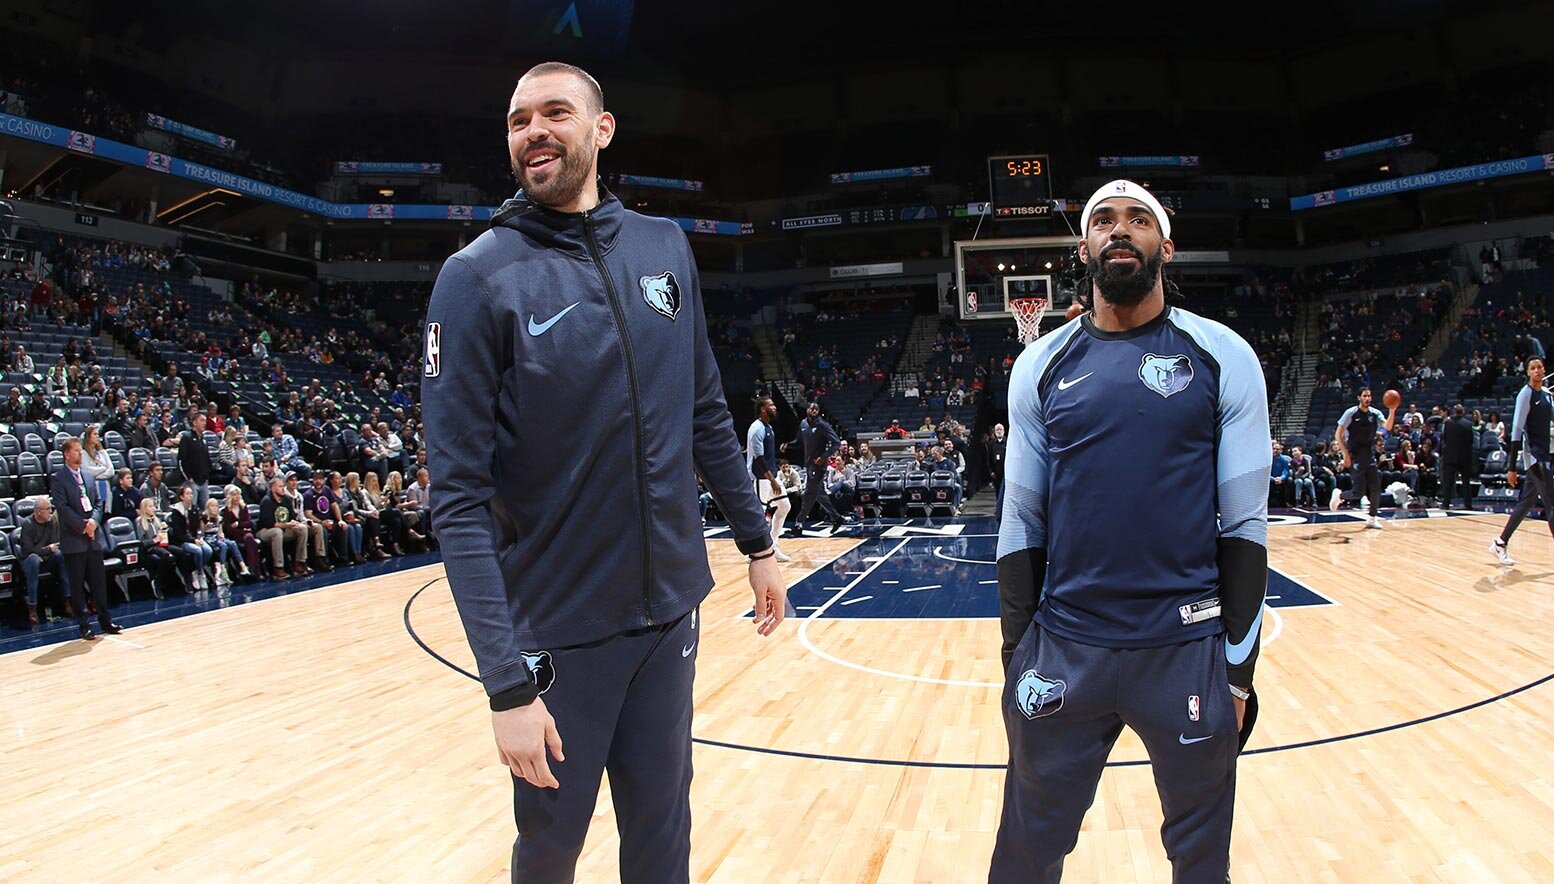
[518,62,604,116]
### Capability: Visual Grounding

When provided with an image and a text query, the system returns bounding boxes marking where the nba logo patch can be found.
[423,322,441,377]
[1188,695,1200,722]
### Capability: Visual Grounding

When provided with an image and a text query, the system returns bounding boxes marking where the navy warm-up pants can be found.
[509,608,698,883]
[1341,458,1383,516]
[990,623,1238,883]
[1500,461,1554,545]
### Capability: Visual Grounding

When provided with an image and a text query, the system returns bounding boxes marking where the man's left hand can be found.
[1234,695,1247,730]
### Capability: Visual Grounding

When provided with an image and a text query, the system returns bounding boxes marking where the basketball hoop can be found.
[1009,297,1049,345]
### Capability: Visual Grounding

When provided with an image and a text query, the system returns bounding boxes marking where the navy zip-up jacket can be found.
[423,189,771,699]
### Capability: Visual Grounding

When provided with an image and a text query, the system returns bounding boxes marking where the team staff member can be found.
[52,436,123,641]
[423,62,787,884]
[993,180,1269,881]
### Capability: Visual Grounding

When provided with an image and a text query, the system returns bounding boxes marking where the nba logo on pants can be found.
[1188,695,1200,722]
[424,322,441,377]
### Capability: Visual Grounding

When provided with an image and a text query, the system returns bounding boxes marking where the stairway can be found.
[1270,300,1321,440]
[1417,282,1478,368]
[750,322,805,406]
[887,314,943,392]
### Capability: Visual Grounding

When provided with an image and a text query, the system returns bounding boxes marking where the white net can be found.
[1010,297,1050,344]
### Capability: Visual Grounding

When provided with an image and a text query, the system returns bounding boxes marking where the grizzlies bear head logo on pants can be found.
[639,271,682,320]
[1138,353,1194,399]
[1015,669,1067,720]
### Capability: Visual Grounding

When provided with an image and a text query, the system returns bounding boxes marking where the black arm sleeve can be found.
[997,547,1047,670]
[1218,536,1267,687]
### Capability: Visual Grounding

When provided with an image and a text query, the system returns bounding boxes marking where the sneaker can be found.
[1490,540,1515,566]
[1329,488,1342,512]
[1366,517,1384,529]
[774,550,792,563]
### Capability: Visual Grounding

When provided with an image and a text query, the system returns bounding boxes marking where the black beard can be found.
[1087,241,1164,307]
[512,135,595,209]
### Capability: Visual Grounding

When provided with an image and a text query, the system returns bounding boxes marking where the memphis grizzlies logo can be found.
[1014,669,1067,720]
[1138,353,1193,399]
[639,271,681,320]
[520,650,557,695]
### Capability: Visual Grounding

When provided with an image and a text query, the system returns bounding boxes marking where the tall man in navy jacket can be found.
[423,62,787,884]
[52,436,122,641]
[783,401,846,534]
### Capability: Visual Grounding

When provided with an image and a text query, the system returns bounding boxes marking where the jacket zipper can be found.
[584,211,655,625]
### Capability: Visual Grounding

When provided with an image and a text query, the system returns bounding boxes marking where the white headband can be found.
[1080,179,1171,240]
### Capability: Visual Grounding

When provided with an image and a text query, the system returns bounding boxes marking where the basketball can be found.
[1383,389,1402,409]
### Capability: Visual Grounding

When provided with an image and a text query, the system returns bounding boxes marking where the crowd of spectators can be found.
[3,234,441,628]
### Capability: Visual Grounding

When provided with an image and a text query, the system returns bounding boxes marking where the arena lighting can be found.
[1379,165,1390,172]
[1044,261,1053,269]
[156,187,238,221]
[378,188,395,198]
[1010,265,1017,270]
[997,262,1006,271]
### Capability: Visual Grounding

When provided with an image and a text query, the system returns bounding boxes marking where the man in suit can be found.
[781,402,845,535]
[1439,403,1477,510]
[988,423,1008,519]
[52,436,121,640]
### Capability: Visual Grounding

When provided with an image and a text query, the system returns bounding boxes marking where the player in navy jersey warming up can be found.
[1490,356,1553,566]
[1330,388,1398,529]
[991,180,1270,883]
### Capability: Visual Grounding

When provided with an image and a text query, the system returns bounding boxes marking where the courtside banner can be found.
[1292,154,1554,210]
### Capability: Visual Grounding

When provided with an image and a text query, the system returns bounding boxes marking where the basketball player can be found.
[747,396,792,561]
[992,180,1269,881]
[1330,388,1398,528]
[1490,356,1553,566]
[782,401,846,535]
[422,62,787,884]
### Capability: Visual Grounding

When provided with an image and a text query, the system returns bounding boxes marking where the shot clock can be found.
[988,154,1054,218]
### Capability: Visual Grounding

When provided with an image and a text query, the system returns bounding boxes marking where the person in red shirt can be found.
[883,419,909,440]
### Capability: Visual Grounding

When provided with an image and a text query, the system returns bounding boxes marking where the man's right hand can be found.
[493,698,565,789]
[1508,469,1518,489]
[84,519,97,540]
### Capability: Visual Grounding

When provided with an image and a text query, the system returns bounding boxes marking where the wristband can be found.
[749,549,776,562]
[489,662,540,711]
[1227,684,1251,701]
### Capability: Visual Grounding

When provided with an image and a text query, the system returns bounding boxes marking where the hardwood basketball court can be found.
[1,510,1551,882]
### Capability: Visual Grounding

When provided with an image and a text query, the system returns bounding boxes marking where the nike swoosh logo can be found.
[681,643,696,657]
[1225,603,1265,666]
[1056,372,1094,391]
[527,302,581,336]
[1179,734,1213,745]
